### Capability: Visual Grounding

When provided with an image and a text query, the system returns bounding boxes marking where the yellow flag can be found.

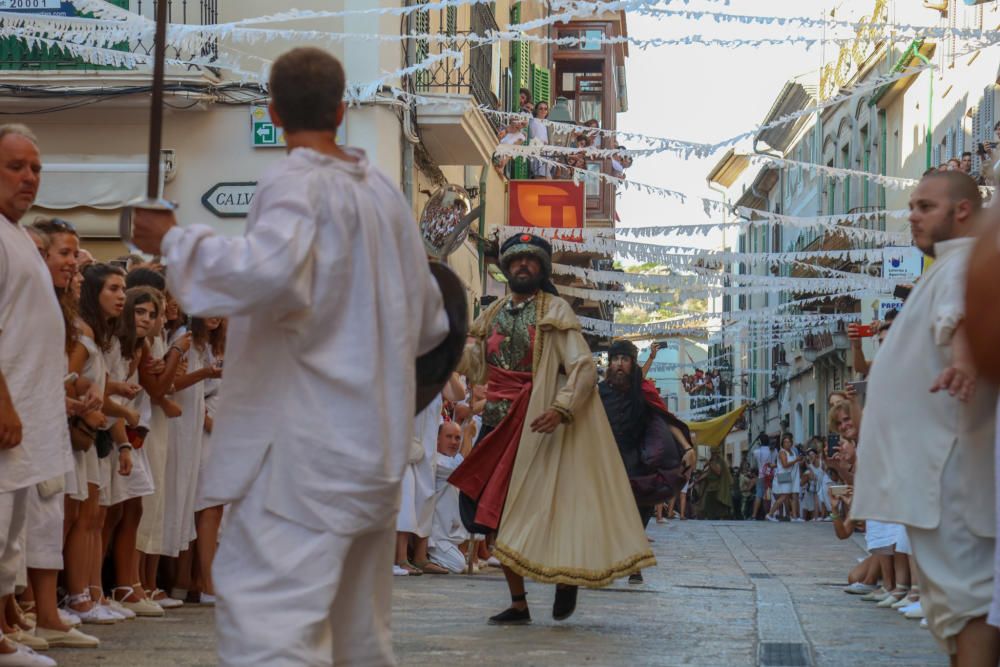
[688,405,747,448]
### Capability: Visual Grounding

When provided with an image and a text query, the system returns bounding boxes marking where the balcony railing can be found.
[132,0,218,64]
[0,0,218,71]
[414,4,500,117]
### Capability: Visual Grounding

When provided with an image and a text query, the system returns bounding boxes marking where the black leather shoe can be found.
[489,594,531,626]
[488,606,532,625]
[552,585,578,621]
[628,572,644,585]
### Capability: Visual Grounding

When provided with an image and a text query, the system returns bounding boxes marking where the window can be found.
[558,28,605,51]
[808,403,815,438]
[841,144,851,212]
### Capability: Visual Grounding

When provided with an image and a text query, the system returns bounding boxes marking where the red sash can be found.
[447,366,532,530]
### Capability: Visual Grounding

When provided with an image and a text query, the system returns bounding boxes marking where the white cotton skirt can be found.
[66,446,101,502]
[107,446,155,505]
[194,434,217,512]
[136,408,171,556]
[865,519,899,552]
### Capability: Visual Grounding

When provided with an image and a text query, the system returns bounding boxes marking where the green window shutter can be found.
[414,1,430,89]
[446,6,457,36]
[531,65,550,106]
[510,40,530,109]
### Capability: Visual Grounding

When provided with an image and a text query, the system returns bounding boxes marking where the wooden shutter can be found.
[531,65,551,106]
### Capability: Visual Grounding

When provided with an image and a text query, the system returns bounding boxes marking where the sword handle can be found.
[119,197,176,254]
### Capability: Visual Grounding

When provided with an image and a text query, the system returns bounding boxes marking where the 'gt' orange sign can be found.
[508,180,585,228]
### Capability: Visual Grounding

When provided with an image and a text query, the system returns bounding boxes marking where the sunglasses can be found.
[50,218,77,232]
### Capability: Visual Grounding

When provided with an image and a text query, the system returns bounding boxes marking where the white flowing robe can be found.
[396,396,441,537]
[0,216,73,493]
[162,147,449,536]
[428,452,468,573]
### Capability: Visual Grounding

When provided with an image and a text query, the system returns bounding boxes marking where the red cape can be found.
[641,378,669,416]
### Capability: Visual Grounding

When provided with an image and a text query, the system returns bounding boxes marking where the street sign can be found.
[201,182,257,218]
[251,105,285,148]
[0,0,75,15]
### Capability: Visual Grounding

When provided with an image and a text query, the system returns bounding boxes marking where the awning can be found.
[35,156,164,211]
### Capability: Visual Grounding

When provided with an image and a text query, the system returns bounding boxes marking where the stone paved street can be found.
[49,520,946,667]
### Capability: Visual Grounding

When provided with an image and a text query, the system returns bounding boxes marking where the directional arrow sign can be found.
[201,182,257,218]
[251,105,285,147]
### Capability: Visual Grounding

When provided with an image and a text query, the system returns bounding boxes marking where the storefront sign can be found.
[881,246,924,280]
[0,0,74,15]
[201,182,256,218]
[508,180,585,228]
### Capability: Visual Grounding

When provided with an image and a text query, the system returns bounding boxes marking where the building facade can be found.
[1,0,630,324]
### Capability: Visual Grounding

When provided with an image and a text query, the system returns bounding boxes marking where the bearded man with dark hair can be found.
[449,233,654,627]
[598,339,694,583]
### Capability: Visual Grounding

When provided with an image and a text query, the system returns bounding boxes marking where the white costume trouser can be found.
[0,488,28,597]
[213,455,396,667]
[26,482,64,570]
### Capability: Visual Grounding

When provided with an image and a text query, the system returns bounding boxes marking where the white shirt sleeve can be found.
[931,256,968,347]
[161,173,318,319]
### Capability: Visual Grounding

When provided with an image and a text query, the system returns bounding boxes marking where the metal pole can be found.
[146,0,169,199]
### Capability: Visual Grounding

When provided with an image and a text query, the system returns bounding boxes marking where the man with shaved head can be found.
[852,170,999,665]
[427,421,468,573]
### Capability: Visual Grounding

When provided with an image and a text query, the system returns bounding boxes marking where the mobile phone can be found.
[848,380,867,399]
[826,433,840,458]
[829,484,849,498]
[893,285,912,301]
[852,324,874,338]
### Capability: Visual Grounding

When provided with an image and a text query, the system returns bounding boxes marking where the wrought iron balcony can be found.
[0,0,218,71]
[413,4,501,119]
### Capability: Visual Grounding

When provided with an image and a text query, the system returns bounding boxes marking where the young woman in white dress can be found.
[23,220,101,647]
[130,282,188,609]
[192,317,225,603]
[104,287,164,617]
[766,434,801,522]
[65,264,131,624]
[160,310,219,598]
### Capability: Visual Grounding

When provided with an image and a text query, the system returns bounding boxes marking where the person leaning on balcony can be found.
[518,87,532,113]
[851,170,999,664]
[494,118,527,175]
[528,101,551,179]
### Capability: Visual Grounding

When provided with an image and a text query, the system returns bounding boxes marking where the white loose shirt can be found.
[0,216,73,493]
[852,238,997,536]
[162,147,449,535]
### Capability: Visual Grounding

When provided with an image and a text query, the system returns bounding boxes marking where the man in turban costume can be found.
[449,233,655,626]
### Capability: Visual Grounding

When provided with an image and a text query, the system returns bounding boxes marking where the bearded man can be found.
[449,233,654,626]
[598,340,693,583]
[852,170,998,664]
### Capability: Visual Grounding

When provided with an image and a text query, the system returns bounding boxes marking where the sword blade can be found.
[146,0,169,199]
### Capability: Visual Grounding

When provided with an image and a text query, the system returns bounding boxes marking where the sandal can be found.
[397,561,423,576]
[488,594,531,626]
[552,584,578,621]
[413,560,450,575]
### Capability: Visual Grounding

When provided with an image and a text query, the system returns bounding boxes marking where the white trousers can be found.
[213,455,396,667]
[0,488,28,597]
[26,482,64,570]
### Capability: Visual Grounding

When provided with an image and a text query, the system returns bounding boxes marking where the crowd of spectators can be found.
[493,88,633,184]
